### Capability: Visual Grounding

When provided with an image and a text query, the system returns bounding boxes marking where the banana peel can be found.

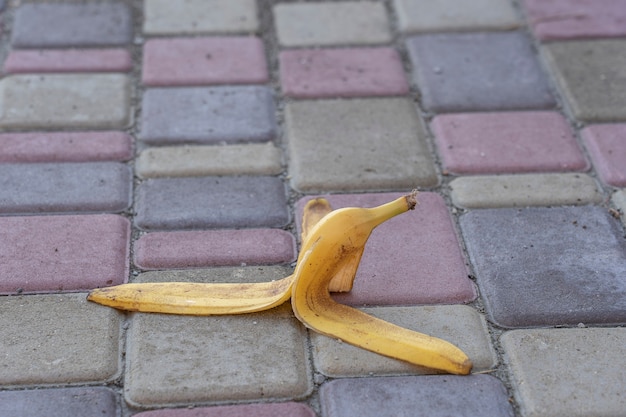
[88,191,473,375]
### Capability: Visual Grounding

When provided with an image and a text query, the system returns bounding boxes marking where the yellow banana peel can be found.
[88,190,473,375]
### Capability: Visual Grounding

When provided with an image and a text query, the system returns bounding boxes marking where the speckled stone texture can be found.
[134,402,315,417]
[4,49,132,73]
[0,387,119,417]
[580,123,626,186]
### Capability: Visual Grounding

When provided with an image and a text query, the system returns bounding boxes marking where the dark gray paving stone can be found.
[0,162,132,214]
[139,86,276,145]
[135,176,289,230]
[406,32,555,112]
[320,375,514,417]
[11,3,132,47]
[460,206,626,328]
[0,387,118,417]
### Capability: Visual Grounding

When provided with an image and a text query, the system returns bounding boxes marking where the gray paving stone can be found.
[311,305,496,377]
[320,375,514,417]
[0,293,121,386]
[135,265,293,284]
[11,3,132,47]
[139,86,276,145]
[612,189,626,227]
[135,176,288,230]
[501,328,626,417]
[143,0,259,35]
[406,32,555,112]
[136,143,283,178]
[460,206,626,328]
[544,39,626,122]
[125,307,311,406]
[449,173,603,208]
[285,98,437,193]
[0,74,131,130]
[0,387,119,417]
[0,162,131,214]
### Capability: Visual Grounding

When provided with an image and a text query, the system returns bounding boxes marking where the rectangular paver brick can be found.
[0,131,132,163]
[134,229,295,270]
[143,0,259,35]
[285,98,437,192]
[11,2,132,47]
[134,402,315,417]
[135,265,294,285]
[0,162,132,214]
[311,305,495,377]
[0,387,119,417]
[0,74,131,130]
[0,293,121,386]
[135,176,288,230]
[502,328,626,417]
[136,143,282,178]
[581,123,626,186]
[142,37,268,86]
[139,86,275,145]
[0,214,130,294]
[274,2,391,47]
[280,47,409,99]
[4,48,132,74]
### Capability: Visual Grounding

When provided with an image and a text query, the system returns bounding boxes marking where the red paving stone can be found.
[134,402,315,417]
[142,36,268,86]
[581,123,626,187]
[3,48,132,73]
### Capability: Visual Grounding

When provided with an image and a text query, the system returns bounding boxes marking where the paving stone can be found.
[135,176,288,230]
[279,48,409,99]
[543,39,626,122]
[394,0,520,33]
[0,131,132,163]
[0,293,121,386]
[449,173,603,208]
[11,2,132,48]
[285,98,437,192]
[501,328,626,417]
[136,143,282,178]
[135,265,294,284]
[295,193,476,305]
[274,2,392,47]
[0,162,132,214]
[0,74,131,130]
[142,37,268,86]
[320,374,514,417]
[125,307,311,406]
[4,48,132,74]
[612,189,626,227]
[134,229,296,270]
[523,0,626,40]
[580,123,626,187]
[406,32,555,112]
[459,206,626,328]
[430,111,588,174]
[311,305,496,377]
[134,402,315,417]
[0,214,130,294]
[143,0,259,35]
[139,86,275,145]
[0,387,119,417]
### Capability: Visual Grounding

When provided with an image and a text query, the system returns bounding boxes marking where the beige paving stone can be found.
[125,306,311,407]
[612,189,626,227]
[501,328,626,417]
[136,143,283,178]
[274,2,392,47]
[0,74,131,130]
[449,173,603,208]
[311,305,496,377]
[143,0,259,35]
[134,265,293,284]
[0,293,121,386]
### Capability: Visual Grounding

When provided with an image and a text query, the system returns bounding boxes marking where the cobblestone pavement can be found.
[1,0,626,416]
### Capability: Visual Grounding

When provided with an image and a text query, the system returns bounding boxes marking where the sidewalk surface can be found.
[1,0,626,416]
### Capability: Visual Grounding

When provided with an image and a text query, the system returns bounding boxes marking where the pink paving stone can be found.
[279,47,409,99]
[134,229,296,270]
[430,111,589,175]
[0,131,132,163]
[0,214,130,294]
[142,36,269,86]
[523,0,626,40]
[134,402,315,417]
[295,192,476,306]
[3,48,132,74]
[581,124,626,187]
